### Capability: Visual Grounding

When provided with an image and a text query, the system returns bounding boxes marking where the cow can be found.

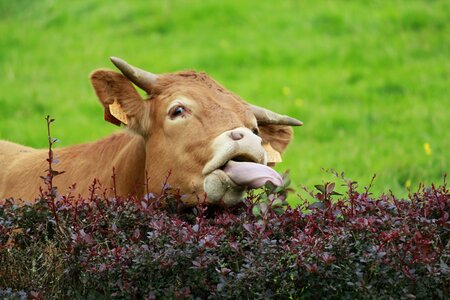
[0,57,302,206]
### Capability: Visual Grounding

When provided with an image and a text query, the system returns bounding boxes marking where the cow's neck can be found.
[56,131,147,197]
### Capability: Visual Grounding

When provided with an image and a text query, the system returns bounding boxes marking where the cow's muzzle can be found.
[203,127,283,206]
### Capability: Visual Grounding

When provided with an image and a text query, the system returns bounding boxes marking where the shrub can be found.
[0,174,449,299]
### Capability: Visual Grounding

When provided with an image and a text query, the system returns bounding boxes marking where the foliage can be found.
[1,174,449,299]
[1,115,449,299]
[1,0,449,197]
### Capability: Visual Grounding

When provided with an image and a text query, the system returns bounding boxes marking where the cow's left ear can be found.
[90,69,145,132]
[259,125,293,165]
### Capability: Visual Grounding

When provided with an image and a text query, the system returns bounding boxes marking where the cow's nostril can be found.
[230,131,244,141]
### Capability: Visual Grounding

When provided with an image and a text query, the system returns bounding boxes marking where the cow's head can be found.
[90,57,302,206]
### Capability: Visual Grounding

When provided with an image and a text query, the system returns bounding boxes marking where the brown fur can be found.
[0,69,293,205]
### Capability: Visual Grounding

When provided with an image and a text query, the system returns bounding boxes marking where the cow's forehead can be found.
[149,70,256,128]
[153,71,232,96]
[153,71,249,109]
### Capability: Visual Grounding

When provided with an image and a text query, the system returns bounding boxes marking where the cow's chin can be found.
[203,169,246,206]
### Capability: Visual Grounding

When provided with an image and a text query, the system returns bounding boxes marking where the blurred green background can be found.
[1,0,448,200]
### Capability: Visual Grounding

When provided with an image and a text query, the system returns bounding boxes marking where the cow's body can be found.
[0,133,145,201]
[0,57,302,206]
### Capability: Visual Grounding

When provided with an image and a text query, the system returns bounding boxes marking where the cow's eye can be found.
[169,105,186,119]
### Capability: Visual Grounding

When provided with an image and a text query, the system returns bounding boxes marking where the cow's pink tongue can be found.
[223,160,283,189]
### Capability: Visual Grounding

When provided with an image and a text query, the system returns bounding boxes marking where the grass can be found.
[0,0,448,201]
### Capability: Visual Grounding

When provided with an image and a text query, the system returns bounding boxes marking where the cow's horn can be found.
[110,56,157,92]
[250,105,303,126]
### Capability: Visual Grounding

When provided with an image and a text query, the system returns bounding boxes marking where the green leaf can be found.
[252,205,262,218]
[283,172,291,188]
[271,198,284,208]
[314,184,325,193]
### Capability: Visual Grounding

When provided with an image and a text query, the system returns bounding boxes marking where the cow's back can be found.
[0,141,40,202]
[0,140,34,155]
[0,140,36,173]
[0,133,147,203]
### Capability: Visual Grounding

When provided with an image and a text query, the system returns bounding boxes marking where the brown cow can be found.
[0,57,302,206]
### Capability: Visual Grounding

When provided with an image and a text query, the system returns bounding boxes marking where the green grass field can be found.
[1,0,448,202]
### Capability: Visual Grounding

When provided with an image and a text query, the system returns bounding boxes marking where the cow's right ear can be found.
[90,70,145,130]
[259,124,293,166]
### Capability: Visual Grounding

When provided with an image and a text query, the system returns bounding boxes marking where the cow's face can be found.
[91,57,302,206]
